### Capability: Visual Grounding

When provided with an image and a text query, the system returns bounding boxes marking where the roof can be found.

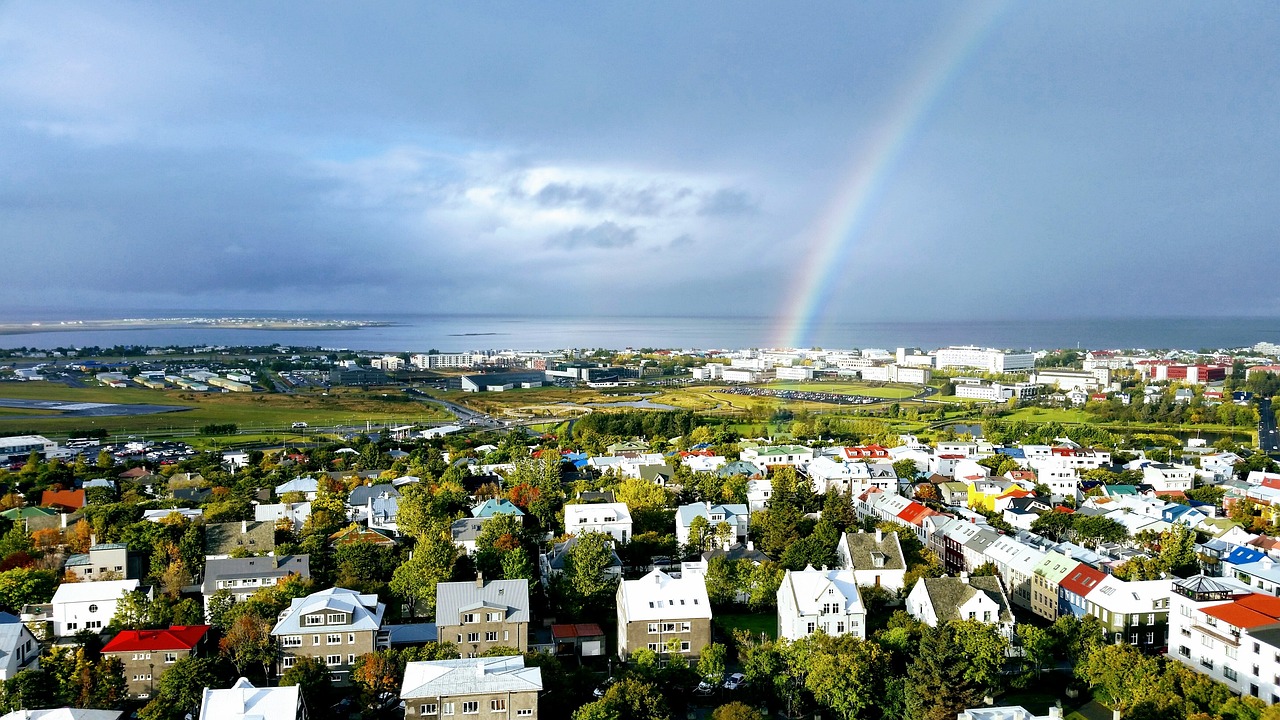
[0,711,122,720]
[545,537,622,571]
[551,623,605,639]
[0,507,56,520]
[1201,595,1280,630]
[274,477,319,495]
[400,656,543,699]
[40,489,85,510]
[472,499,525,518]
[205,521,275,556]
[839,530,906,572]
[435,579,530,624]
[348,483,400,507]
[202,555,311,594]
[917,575,1012,623]
[198,678,300,720]
[1060,564,1107,597]
[618,570,712,621]
[386,623,439,645]
[330,525,396,546]
[271,587,384,636]
[51,579,140,605]
[102,625,210,653]
[563,502,631,526]
[781,567,864,616]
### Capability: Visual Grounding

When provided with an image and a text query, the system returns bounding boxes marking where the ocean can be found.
[1,311,1279,355]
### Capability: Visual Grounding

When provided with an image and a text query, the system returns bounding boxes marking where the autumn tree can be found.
[220,614,276,681]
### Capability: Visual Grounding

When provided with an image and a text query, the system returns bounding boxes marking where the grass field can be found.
[1000,407,1093,424]
[764,381,921,399]
[0,383,452,438]
[714,613,776,641]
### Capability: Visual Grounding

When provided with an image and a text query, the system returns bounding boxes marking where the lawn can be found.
[714,613,776,642]
[1000,407,1094,424]
[764,381,921,399]
[0,383,452,439]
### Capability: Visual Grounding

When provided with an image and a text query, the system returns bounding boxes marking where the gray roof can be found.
[348,484,400,507]
[386,623,438,646]
[204,521,275,556]
[919,576,1013,623]
[271,587,384,636]
[202,555,311,595]
[451,517,488,542]
[546,537,623,571]
[0,621,33,659]
[436,579,530,625]
[703,544,769,564]
[840,531,906,572]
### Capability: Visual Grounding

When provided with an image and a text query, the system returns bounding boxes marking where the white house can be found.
[1144,463,1196,493]
[675,503,750,549]
[254,502,311,532]
[906,575,1014,639]
[51,579,142,637]
[616,570,712,660]
[563,503,633,543]
[740,445,813,474]
[0,618,39,680]
[776,566,866,641]
[1167,574,1280,703]
[199,678,304,720]
[835,529,907,592]
[274,477,319,501]
[746,480,773,512]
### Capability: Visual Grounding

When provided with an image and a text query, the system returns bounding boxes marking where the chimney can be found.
[476,572,484,588]
[241,520,248,533]
[960,571,969,581]
[875,528,883,543]
[476,660,486,677]
[746,540,754,552]
[1049,708,1063,719]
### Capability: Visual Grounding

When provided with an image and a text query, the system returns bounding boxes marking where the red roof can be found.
[897,502,934,525]
[551,623,605,639]
[1060,564,1107,597]
[938,454,964,460]
[1234,594,1280,617]
[102,625,210,653]
[1053,505,1075,513]
[41,489,85,510]
[1201,597,1280,630]
[843,445,890,459]
[118,467,150,478]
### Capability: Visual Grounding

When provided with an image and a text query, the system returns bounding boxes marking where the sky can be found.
[2,2,1279,327]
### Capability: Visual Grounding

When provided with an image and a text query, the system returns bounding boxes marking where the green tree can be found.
[711,703,767,720]
[697,642,727,685]
[138,657,221,720]
[391,527,458,619]
[573,677,671,720]
[804,639,885,720]
[554,532,621,618]
[1029,511,1075,542]
[280,656,335,712]
[219,614,276,681]
[905,624,989,720]
[0,567,56,612]
[1159,524,1199,577]
[1076,643,1163,713]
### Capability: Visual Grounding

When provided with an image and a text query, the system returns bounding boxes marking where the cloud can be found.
[545,221,639,250]
[698,188,759,216]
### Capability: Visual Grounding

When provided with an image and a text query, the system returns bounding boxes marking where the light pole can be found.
[149,662,154,699]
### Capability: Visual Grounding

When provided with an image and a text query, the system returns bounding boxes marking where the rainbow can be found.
[774,2,1012,349]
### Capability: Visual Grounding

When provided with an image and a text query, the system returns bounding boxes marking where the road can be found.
[1259,397,1280,454]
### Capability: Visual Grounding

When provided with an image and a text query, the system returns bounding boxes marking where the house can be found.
[835,529,907,592]
[776,566,866,641]
[1059,563,1107,619]
[616,570,712,661]
[101,625,211,699]
[40,489,85,512]
[201,556,311,617]
[271,587,386,685]
[367,492,400,534]
[1002,497,1054,530]
[539,537,623,586]
[1030,551,1078,622]
[274,477,320,501]
[199,678,306,720]
[451,518,491,554]
[51,579,142,637]
[905,575,1014,639]
[550,623,607,658]
[400,656,542,719]
[436,577,530,656]
[348,483,400,509]
[1144,463,1196,493]
[675,502,750,548]
[982,536,1046,613]
[1167,574,1280,702]
[142,508,203,523]
[0,615,40,680]
[740,445,813,474]
[1,710,122,720]
[472,499,525,520]
[204,521,275,558]
[63,543,140,581]
[329,525,396,547]
[959,707,1065,720]
[563,503,632,543]
[718,460,765,480]
[1082,576,1169,649]
[254,502,311,532]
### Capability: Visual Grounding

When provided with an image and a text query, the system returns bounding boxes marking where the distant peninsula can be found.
[0,317,393,336]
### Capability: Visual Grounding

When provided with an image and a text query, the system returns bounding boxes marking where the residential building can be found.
[983,536,1046,613]
[616,570,712,661]
[1,711,121,720]
[40,489,85,513]
[50,579,141,638]
[400,656,542,719]
[776,566,866,641]
[835,529,907,592]
[675,502,750,548]
[1144,463,1196,493]
[906,575,1014,639]
[204,520,275,558]
[934,347,1035,373]
[539,537,623,587]
[1059,563,1107,619]
[0,616,39,680]
[563,502,632,543]
[201,555,311,617]
[199,678,306,720]
[436,578,530,656]
[1083,576,1169,649]
[959,708,1065,720]
[272,588,385,684]
[740,445,813,473]
[451,517,489,554]
[101,625,210,699]
[63,543,138,581]
[1168,575,1280,702]
[254,502,311,532]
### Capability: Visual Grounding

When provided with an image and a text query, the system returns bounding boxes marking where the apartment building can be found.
[436,578,530,656]
[272,587,386,684]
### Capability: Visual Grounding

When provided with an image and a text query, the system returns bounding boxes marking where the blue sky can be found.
[1,2,1277,321]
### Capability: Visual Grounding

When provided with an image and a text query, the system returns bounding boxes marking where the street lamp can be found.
[149,662,154,699]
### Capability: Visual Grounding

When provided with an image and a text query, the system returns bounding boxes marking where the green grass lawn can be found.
[764,381,920,399]
[714,613,776,642]
[999,406,1094,423]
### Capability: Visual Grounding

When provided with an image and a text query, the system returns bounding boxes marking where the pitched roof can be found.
[348,483,400,507]
[917,575,1012,623]
[329,525,396,546]
[472,499,525,518]
[202,555,311,595]
[40,489,85,510]
[618,570,712,621]
[839,530,906,572]
[198,678,300,720]
[102,625,210,653]
[1201,596,1280,630]
[271,587,384,636]
[1060,564,1107,597]
[400,656,542,699]
[51,578,140,605]
[204,521,275,556]
[435,579,530,624]
[551,623,605,639]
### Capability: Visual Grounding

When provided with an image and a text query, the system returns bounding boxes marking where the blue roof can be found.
[997,448,1026,458]
[1225,547,1266,566]
[472,499,525,518]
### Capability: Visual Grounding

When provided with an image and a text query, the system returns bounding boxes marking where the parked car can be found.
[723,673,746,691]
[593,677,616,698]
[695,679,717,696]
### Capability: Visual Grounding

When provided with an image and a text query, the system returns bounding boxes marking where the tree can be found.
[1076,643,1163,713]
[712,702,767,720]
[280,655,334,711]
[0,567,56,612]
[1030,511,1075,542]
[352,651,400,709]
[554,531,620,617]
[905,624,989,720]
[219,614,275,681]
[893,459,920,484]
[950,620,1008,693]
[138,657,221,720]
[697,642,727,685]
[573,677,670,720]
[804,639,885,720]
[1016,624,1055,678]
[1159,524,1199,577]
[1073,515,1128,547]
[617,477,669,512]
[391,527,458,619]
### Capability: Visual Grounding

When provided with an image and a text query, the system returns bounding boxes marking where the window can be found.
[1147,613,1156,625]
[680,641,691,652]
[647,643,661,651]
[443,702,455,715]
[348,654,356,664]
[1224,666,1239,680]
[1146,632,1154,644]
[349,633,356,643]
[420,704,438,715]
[1255,642,1261,654]
[983,611,992,622]
[326,613,345,624]
[463,701,479,714]
[327,634,342,645]
[282,656,296,668]
[504,631,509,642]
[306,615,325,626]
[86,620,102,630]
[806,622,816,634]
[464,613,476,624]
[516,711,533,717]
[647,623,658,634]
[326,655,341,666]
[487,612,502,622]
[467,633,480,643]
[968,612,976,620]
[486,632,498,642]
[491,699,506,711]
[313,635,321,646]
[88,604,98,613]
[164,652,177,663]
[66,623,77,631]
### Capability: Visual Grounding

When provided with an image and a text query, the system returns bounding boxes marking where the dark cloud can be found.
[545,221,639,250]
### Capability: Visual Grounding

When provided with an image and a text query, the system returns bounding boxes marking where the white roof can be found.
[199,678,300,720]
[564,502,632,525]
[618,569,712,621]
[0,710,121,720]
[51,579,139,605]
[1087,576,1170,612]
[400,656,543,699]
[780,567,863,616]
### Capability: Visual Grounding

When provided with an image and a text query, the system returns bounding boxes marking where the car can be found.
[695,679,717,696]
[723,673,746,691]
[593,677,616,698]
[291,421,308,429]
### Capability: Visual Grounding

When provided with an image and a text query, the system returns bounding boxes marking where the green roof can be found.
[0,507,57,520]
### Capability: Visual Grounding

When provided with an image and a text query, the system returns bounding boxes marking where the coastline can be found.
[0,318,394,336]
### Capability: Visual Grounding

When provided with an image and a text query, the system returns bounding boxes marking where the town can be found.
[0,341,1279,720]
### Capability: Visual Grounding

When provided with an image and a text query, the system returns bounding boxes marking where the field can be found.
[764,380,922,399]
[714,613,776,642]
[0,382,452,439]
